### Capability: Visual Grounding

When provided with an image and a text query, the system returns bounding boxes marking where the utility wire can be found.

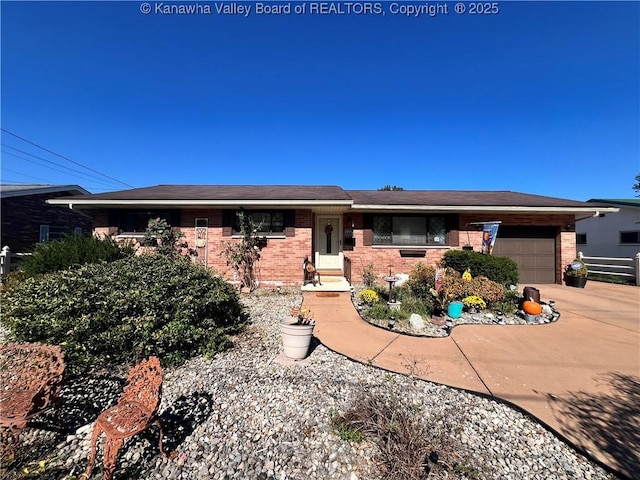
[1,167,53,184]
[1,128,135,188]
[2,146,125,189]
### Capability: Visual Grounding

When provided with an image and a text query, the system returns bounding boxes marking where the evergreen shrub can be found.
[22,234,134,276]
[1,255,246,375]
[441,250,519,286]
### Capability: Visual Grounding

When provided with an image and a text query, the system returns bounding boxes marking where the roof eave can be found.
[351,204,620,214]
[47,199,354,209]
[2,185,90,199]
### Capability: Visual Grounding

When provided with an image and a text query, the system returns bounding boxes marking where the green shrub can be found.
[441,250,519,286]
[363,303,390,320]
[397,296,433,318]
[406,262,436,299]
[22,234,134,276]
[1,255,246,375]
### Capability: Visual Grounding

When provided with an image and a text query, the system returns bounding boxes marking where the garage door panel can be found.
[493,236,555,284]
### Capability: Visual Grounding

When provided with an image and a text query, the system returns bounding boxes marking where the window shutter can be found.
[363,214,373,246]
[222,210,234,237]
[446,214,460,246]
[284,210,295,237]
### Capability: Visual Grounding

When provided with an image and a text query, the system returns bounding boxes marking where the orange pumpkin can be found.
[522,300,542,316]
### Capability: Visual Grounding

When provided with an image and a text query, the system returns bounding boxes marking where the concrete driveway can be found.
[307,282,640,478]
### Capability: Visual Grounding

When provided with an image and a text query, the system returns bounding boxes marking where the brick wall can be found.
[346,212,578,284]
[92,208,578,286]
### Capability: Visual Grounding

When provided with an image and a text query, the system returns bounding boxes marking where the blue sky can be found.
[2,1,638,200]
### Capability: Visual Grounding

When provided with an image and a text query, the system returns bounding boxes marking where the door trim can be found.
[314,214,343,270]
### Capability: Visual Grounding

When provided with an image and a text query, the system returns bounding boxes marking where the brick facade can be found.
[94,208,579,286]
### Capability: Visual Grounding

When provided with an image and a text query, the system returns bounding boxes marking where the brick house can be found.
[48,185,617,286]
[1,184,92,252]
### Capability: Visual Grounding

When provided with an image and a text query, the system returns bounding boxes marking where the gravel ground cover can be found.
[1,291,620,480]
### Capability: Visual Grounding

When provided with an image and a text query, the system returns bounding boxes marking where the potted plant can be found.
[564,257,588,288]
[280,306,315,359]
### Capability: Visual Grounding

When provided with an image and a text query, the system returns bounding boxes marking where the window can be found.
[109,210,181,233]
[372,215,447,245]
[39,225,49,243]
[39,225,83,243]
[234,210,285,235]
[620,231,640,244]
[576,233,587,245]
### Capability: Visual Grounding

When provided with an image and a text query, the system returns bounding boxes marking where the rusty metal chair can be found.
[0,343,65,461]
[81,356,169,480]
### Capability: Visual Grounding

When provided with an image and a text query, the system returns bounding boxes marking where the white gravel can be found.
[2,291,621,480]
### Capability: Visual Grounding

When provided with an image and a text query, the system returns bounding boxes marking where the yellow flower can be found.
[462,269,472,282]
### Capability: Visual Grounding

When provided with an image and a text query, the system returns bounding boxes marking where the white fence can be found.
[0,246,32,278]
[578,251,640,286]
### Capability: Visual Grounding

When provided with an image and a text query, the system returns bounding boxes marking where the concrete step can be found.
[301,276,352,292]
[316,269,343,276]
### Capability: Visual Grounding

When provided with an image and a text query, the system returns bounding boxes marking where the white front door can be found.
[315,215,342,270]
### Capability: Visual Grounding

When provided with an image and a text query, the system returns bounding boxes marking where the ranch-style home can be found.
[48,185,618,286]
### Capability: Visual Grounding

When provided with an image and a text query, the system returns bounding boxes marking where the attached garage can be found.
[493,226,557,284]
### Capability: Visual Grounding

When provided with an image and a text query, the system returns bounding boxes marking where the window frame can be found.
[576,233,587,245]
[232,210,287,236]
[371,214,449,246]
[619,230,640,245]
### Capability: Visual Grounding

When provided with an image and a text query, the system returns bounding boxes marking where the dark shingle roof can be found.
[0,184,89,198]
[48,185,617,213]
[71,185,351,201]
[347,190,597,208]
[587,199,640,208]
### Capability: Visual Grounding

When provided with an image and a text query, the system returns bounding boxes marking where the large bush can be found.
[406,262,436,299]
[1,255,246,375]
[441,250,519,286]
[21,234,134,276]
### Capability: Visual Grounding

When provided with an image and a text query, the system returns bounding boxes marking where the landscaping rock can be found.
[0,292,617,480]
[409,313,426,331]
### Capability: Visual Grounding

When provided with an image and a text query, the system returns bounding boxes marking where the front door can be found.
[315,215,342,270]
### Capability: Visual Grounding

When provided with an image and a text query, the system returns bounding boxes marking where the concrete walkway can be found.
[305,282,640,479]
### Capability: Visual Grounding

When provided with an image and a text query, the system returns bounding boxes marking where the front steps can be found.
[301,275,352,292]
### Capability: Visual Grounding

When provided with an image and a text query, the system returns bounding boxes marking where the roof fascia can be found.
[2,185,90,199]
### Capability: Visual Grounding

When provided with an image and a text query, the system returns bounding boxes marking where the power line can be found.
[2,146,125,189]
[1,167,53,184]
[1,128,135,189]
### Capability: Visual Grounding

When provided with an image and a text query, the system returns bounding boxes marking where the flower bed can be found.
[351,263,559,337]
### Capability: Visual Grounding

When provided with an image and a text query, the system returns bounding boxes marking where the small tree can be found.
[144,218,195,257]
[221,211,267,291]
[378,185,404,191]
[633,174,640,197]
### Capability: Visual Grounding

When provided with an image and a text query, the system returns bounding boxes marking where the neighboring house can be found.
[48,185,617,285]
[1,184,93,252]
[576,199,640,260]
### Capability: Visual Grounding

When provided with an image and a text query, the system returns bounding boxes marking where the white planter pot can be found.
[280,323,314,359]
[387,301,402,311]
